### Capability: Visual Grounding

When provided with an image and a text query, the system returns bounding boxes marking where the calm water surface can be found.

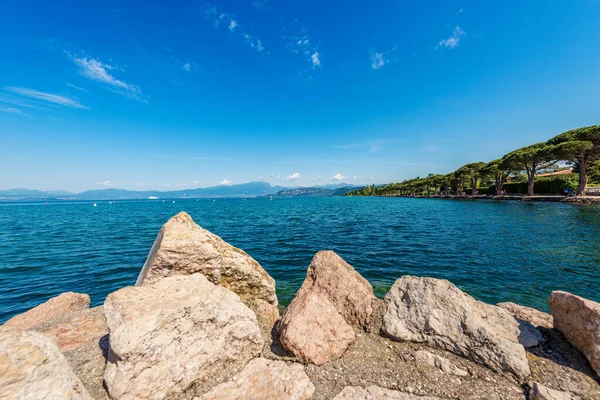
[1,197,599,323]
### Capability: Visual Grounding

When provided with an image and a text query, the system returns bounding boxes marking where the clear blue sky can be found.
[1,1,599,192]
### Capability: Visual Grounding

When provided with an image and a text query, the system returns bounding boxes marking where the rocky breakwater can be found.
[1,211,600,399]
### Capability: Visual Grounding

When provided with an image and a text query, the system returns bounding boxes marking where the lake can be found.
[1,197,599,323]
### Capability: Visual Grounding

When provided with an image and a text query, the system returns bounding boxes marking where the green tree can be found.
[502,143,560,196]
[547,126,600,195]
[481,158,514,195]
[457,162,486,195]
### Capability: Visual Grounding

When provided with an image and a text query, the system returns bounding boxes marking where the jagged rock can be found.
[498,302,553,329]
[414,350,468,377]
[198,358,315,400]
[3,292,90,330]
[278,251,373,365]
[135,211,279,329]
[549,291,600,377]
[103,273,263,400]
[300,250,375,327]
[382,276,530,379]
[333,386,442,399]
[528,381,573,400]
[279,290,355,365]
[0,327,93,399]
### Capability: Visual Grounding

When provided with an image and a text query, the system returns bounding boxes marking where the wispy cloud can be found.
[438,26,466,50]
[205,5,263,53]
[336,139,400,154]
[4,87,89,109]
[220,179,233,185]
[371,52,387,70]
[182,62,191,72]
[285,24,321,69]
[0,106,29,116]
[285,172,300,181]
[66,83,88,92]
[332,173,346,181]
[252,0,270,11]
[97,180,116,187]
[67,53,145,101]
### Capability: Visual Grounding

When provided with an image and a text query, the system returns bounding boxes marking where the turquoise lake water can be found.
[1,197,599,323]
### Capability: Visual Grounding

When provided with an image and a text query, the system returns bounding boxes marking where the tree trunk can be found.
[576,156,588,196]
[471,176,478,195]
[527,167,536,196]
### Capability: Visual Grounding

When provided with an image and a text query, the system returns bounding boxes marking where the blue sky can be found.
[1,1,599,192]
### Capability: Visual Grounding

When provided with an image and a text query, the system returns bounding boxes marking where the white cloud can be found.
[371,52,387,70]
[182,63,191,72]
[311,52,320,68]
[0,106,28,116]
[66,83,88,92]
[5,87,89,109]
[220,179,233,185]
[352,176,357,180]
[438,26,466,50]
[69,54,144,101]
[369,177,374,180]
[332,173,346,181]
[98,180,115,187]
[285,172,300,181]
[229,20,237,32]
[243,33,264,53]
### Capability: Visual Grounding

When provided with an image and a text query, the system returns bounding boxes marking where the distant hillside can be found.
[0,181,358,201]
[272,185,358,198]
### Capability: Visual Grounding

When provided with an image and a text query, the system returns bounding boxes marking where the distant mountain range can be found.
[0,182,361,201]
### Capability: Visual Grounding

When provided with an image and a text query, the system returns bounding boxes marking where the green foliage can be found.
[345,125,600,197]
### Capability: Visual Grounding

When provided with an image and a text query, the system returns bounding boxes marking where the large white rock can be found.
[549,291,600,377]
[103,273,263,400]
[136,212,277,308]
[0,327,93,399]
[333,386,442,400]
[199,358,315,400]
[528,382,573,400]
[382,276,530,379]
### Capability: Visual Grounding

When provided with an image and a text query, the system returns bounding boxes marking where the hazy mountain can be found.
[0,181,362,201]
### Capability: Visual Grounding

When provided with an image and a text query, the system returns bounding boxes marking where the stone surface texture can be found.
[0,327,93,400]
[528,381,573,400]
[498,301,553,329]
[41,307,108,352]
[199,358,315,400]
[414,350,468,377]
[135,212,278,309]
[278,251,374,365]
[3,292,90,330]
[549,290,600,377]
[103,273,263,400]
[333,386,442,400]
[382,276,530,379]
[279,290,355,365]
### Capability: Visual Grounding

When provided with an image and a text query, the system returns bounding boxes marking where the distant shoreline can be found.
[351,194,600,204]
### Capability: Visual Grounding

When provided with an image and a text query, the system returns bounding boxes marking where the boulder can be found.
[40,306,108,352]
[498,302,553,329]
[279,290,355,365]
[135,211,278,328]
[382,276,530,379]
[528,382,572,400]
[0,327,93,399]
[3,292,90,330]
[278,251,373,365]
[199,358,315,400]
[549,291,600,377]
[333,386,442,400]
[300,250,375,327]
[414,350,468,377]
[103,273,263,400]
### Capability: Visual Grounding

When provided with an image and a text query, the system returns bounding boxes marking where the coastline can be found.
[359,194,600,204]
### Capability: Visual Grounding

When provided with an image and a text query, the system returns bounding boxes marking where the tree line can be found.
[347,126,600,198]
